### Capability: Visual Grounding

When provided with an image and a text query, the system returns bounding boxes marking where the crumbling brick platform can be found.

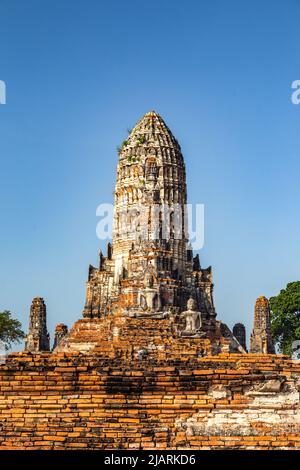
[0,352,300,450]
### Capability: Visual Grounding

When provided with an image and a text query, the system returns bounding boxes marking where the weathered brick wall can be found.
[1,353,300,450]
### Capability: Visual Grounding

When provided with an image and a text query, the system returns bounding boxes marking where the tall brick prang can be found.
[82,111,216,320]
[25,297,50,352]
[250,296,275,354]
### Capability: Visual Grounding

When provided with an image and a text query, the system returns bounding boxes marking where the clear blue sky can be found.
[1,0,300,349]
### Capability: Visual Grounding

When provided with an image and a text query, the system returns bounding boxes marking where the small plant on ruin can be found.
[117,139,129,156]
[127,155,136,162]
[138,135,146,144]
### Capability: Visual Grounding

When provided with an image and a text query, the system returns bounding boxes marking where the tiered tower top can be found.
[118,110,184,164]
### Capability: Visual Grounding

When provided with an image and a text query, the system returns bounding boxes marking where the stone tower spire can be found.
[25,297,50,352]
[250,296,275,354]
[113,110,187,282]
[83,111,216,319]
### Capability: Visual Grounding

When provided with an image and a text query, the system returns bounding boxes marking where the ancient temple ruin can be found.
[3,111,300,451]
[24,112,275,356]
[51,111,244,355]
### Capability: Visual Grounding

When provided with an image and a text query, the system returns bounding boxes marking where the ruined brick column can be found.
[250,296,275,354]
[52,323,68,350]
[25,297,50,352]
[233,323,247,352]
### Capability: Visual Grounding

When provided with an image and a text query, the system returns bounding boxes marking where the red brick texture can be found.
[0,352,300,450]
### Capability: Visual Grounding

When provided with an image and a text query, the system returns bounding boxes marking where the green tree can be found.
[0,310,25,351]
[269,281,300,355]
